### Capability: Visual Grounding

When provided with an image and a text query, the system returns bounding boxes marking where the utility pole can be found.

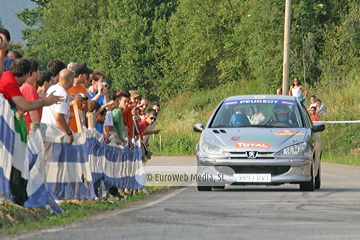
[282,0,291,95]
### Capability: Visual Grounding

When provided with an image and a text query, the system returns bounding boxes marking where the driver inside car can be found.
[269,104,293,127]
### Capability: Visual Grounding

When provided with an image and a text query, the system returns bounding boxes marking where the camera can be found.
[0,37,8,47]
[79,93,88,100]
[102,82,108,88]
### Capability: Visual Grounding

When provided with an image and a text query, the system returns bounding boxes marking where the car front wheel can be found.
[315,162,321,189]
[300,161,315,191]
[197,184,212,191]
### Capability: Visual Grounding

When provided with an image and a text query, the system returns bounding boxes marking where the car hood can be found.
[201,128,309,152]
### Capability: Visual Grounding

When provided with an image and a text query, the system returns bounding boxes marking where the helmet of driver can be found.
[273,104,289,122]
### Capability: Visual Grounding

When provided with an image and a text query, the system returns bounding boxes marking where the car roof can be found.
[224,94,298,102]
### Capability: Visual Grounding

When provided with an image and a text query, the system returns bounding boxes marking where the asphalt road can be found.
[11,156,360,240]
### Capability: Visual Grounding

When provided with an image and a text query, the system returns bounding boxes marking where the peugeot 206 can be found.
[193,95,325,191]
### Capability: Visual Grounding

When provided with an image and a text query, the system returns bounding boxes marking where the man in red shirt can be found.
[19,59,41,134]
[0,59,62,112]
[310,106,319,122]
[137,109,158,138]
[137,109,158,162]
[123,90,140,148]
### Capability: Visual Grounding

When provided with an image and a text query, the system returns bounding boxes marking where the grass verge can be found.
[0,186,174,236]
[322,155,360,166]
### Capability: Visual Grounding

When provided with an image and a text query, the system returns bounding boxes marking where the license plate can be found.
[233,174,271,183]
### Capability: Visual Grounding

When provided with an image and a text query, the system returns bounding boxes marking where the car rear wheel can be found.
[197,185,212,191]
[300,161,315,191]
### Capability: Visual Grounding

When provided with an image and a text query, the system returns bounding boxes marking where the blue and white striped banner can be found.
[0,94,145,208]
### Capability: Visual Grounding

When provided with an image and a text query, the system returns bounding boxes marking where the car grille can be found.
[228,152,275,159]
[215,165,290,176]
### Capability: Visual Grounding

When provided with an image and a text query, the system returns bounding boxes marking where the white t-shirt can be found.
[41,84,70,127]
[291,87,302,98]
[253,112,265,124]
[104,111,114,127]
[309,103,317,108]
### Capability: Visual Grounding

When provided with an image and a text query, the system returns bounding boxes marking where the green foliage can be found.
[318,1,360,88]
[94,0,177,100]
[16,0,360,101]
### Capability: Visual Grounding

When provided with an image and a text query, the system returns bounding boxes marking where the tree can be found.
[95,0,177,100]
[19,0,107,68]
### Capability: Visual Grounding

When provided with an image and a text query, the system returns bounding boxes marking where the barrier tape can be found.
[315,120,360,123]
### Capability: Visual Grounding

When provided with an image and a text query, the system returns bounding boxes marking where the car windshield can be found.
[210,99,304,128]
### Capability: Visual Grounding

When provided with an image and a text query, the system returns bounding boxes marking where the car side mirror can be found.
[312,122,325,132]
[193,123,205,133]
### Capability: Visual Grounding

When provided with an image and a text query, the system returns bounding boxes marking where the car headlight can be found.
[201,142,229,156]
[275,142,307,155]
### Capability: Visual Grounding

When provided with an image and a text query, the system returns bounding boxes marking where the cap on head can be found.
[72,63,93,75]
[128,90,140,99]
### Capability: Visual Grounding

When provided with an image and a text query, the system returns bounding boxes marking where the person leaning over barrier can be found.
[143,102,161,148]
[19,59,41,134]
[137,108,158,161]
[67,63,93,133]
[113,91,130,146]
[36,71,55,98]
[41,69,75,145]
[0,58,63,112]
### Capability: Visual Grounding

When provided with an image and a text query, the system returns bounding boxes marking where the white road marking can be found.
[10,187,190,240]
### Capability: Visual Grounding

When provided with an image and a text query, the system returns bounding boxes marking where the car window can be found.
[302,103,313,127]
[210,99,304,128]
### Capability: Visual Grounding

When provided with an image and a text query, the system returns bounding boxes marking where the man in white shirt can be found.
[41,69,75,145]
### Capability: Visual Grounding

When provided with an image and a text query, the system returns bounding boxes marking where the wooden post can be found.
[282,0,291,95]
[72,102,82,132]
[87,112,96,129]
[159,134,162,152]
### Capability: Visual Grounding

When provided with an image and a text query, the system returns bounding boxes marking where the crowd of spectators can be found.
[0,27,161,200]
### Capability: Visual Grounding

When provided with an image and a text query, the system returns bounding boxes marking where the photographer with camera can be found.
[87,70,110,134]
[67,63,93,132]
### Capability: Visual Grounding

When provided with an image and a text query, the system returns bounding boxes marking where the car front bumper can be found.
[196,156,312,185]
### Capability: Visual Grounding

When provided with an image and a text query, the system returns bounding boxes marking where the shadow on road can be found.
[207,186,360,192]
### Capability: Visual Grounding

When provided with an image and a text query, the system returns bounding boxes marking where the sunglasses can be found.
[150,117,156,120]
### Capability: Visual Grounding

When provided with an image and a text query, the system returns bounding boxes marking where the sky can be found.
[0,0,37,44]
